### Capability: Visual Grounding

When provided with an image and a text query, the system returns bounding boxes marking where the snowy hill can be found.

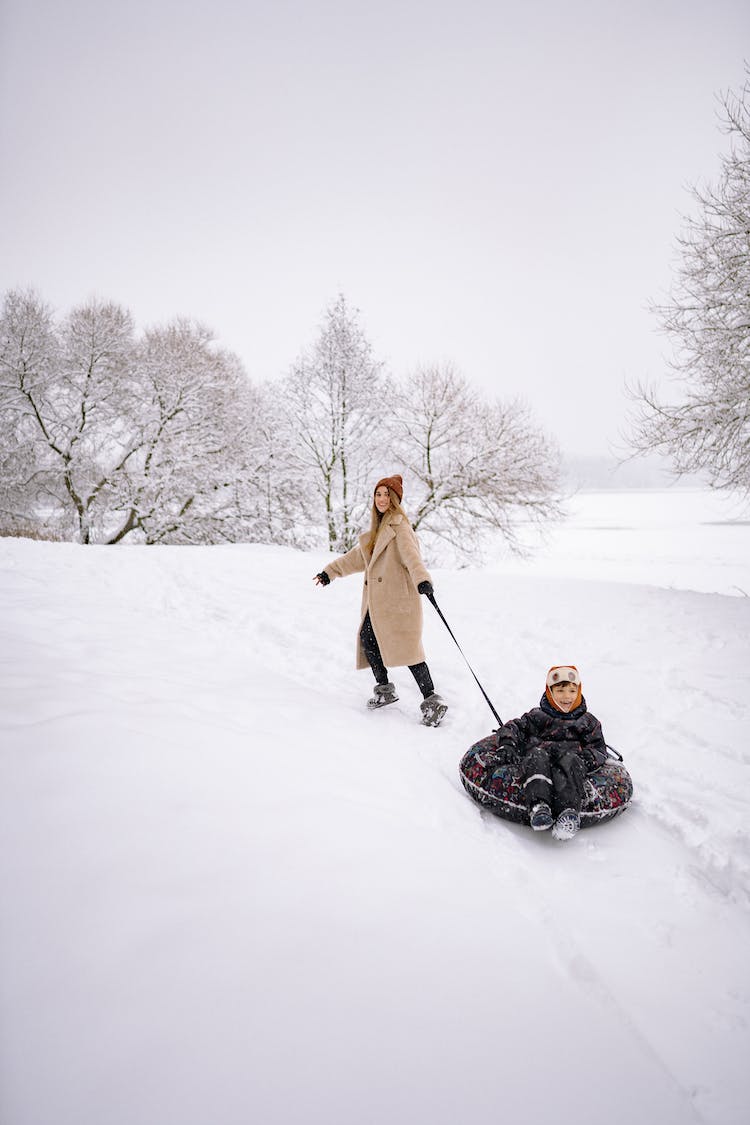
[1,490,749,1125]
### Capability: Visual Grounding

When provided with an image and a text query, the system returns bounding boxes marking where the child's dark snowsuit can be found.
[495,695,607,815]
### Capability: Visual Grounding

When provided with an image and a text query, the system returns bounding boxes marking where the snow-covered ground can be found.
[1,489,749,1125]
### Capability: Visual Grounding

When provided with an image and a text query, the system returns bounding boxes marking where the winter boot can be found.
[368,682,399,709]
[552,808,581,841]
[529,802,554,831]
[420,693,448,727]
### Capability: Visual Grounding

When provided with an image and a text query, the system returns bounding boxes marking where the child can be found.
[494,665,608,840]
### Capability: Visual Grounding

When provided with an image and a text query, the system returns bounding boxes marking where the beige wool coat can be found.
[324,511,432,670]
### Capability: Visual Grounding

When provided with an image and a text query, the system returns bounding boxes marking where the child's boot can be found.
[529,802,554,831]
[552,808,581,841]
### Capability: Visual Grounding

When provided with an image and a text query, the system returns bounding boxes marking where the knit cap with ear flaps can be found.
[545,665,583,711]
[546,666,580,688]
[374,474,403,501]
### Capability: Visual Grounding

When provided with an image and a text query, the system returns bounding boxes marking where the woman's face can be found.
[374,486,392,514]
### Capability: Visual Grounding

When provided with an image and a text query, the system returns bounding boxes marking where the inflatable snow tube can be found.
[459,734,633,828]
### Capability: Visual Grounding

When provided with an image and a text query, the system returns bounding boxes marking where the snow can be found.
[1,488,749,1125]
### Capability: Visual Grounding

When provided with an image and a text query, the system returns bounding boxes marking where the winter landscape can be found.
[2,1,749,1121]
[1,485,749,1125]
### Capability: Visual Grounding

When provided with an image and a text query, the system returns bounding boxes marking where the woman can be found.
[313,474,448,727]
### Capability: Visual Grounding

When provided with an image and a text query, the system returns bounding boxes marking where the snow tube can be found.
[459,733,633,828]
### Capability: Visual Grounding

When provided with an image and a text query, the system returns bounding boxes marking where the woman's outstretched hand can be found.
[417,581,434,597]
[313,571,331,586]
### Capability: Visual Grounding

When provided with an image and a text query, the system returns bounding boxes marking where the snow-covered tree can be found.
[282,295,390,550]
[0,290,56,536]
[0,291,269,544]
[110,319,262,545]
[628,74,750,493]
[0,290,139,542]
[237,381,318,547]
[392,364,563,557]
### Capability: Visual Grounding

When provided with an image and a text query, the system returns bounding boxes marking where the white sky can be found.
[1,0,748,455]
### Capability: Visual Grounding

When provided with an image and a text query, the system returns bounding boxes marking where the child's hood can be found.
[538,694,588,720]
[545,664,583,712]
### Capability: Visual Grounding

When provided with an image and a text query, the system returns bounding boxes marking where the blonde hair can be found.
[364,490,410,555]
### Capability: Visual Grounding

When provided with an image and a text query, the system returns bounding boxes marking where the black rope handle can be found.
[427,592,503,727]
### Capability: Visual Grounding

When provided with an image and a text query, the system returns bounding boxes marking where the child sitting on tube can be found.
[495,665,608,840]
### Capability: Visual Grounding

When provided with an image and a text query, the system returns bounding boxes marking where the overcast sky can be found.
[1,0,748,456]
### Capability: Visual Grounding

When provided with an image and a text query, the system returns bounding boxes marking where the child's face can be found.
[550,680,579,712]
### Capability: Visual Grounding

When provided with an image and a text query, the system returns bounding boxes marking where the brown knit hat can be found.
[374,474,403,501]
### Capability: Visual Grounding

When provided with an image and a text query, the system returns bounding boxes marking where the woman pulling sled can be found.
[314,474,447,727]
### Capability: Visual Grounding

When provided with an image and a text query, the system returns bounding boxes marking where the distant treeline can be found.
[0,290,563,558]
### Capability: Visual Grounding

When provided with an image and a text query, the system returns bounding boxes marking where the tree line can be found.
[0,291,563,558]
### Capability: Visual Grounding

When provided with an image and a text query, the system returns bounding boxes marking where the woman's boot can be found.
[420,693,448,727]
[367,682,399,709]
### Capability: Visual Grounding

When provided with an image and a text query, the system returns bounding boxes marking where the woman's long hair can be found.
[364,489,409,555]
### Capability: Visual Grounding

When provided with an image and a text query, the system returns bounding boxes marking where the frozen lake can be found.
[490,487,750,596]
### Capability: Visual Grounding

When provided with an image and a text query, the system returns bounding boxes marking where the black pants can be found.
[360,613,434,699]
[518,743,586,815]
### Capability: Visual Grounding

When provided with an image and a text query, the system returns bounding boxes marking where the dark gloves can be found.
[493,725,519,766]
[417,581,433,597]
[314,571,331,586]
[493,738,519,767]
[583,747,608,772]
